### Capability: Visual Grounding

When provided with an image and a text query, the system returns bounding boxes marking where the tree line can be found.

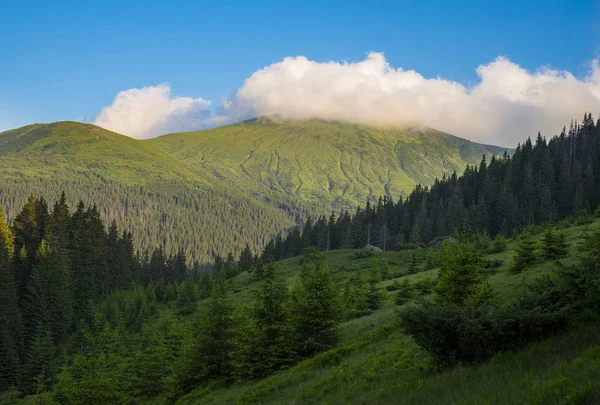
[254,113,600,263]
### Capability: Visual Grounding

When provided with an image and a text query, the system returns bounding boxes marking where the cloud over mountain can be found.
[93,84,213,139]
[93,53,600,145]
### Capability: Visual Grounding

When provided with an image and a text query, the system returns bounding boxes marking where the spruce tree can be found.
[233,264,294,379]
[292,254,339,357]
[541,229,568,260]
[198,270,213,299]
[0,207,22,391]
[172,280,233,395]
[238,244,254,272]
[363,267,383,311]
[510,233,539,273]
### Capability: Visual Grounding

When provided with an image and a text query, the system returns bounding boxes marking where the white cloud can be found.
[93,84,212,139]
[93,54,600,145]
[228,53,600,146]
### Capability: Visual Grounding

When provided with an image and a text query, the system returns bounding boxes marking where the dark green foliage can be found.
[172,280,233,396]
[239,244,254,272]
[363,267,383,311]
[400,227,600,367]
[258,114,600,270]
[489,234,508,253]
[0,208,22,392]
[434,241,494,307]
[511,234,539,273]
[198,270,213,300]
[398,296,569,364]
[53,322,130,404]
[232,265,295,379]
[175,280,199,315]
[541,229,569,260]
[395,278,415,305]
[292,255,340,357]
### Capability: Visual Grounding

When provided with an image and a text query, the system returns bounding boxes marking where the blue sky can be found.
[0,0,599,143]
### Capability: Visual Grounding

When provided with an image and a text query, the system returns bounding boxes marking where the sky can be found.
[1,0,599,146]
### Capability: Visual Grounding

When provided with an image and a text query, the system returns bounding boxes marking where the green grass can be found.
[149,117,508,211]
[177,218,600,405]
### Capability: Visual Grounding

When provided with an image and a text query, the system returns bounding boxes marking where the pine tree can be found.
[363,266,383,311]
[198,270,213,300]
[233,264,294,379]
[434,241,492,306]
[292,254,339,357]
[172,280,233,395]
[12,195,40,300]
[0,207,22,391]
[541,229,568,260]
[238,244,254,272]
[510,233,539,273]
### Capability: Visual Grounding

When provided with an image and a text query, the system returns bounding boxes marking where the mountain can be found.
[149,118,507,211]
[0,122,299,263]
[0,119,509,262]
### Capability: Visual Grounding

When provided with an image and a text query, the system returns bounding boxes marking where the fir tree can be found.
[510,233,539,273]
[292,254,339,357]
[0,207,22,391]
[172,280,233,395]
[541,229,568,260]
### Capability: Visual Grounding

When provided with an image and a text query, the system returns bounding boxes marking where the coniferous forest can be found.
[256,113,600,263]
[0,113,600,404]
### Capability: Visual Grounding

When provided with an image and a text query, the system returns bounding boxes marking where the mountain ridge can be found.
[0,119,511,261]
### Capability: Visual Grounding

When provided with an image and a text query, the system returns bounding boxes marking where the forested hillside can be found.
[0,119,506,263]
[0,122,306,264]
[0,113,598,404]
[2,194,600,404]
[256,113,600,263]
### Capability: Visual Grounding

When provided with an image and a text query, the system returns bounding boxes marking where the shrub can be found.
[352,250,376,260]
[398,290,570,364]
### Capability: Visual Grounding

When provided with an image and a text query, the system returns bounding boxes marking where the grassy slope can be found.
[0,121,213,186]
[148,118,508,210]
[178,217,600,405]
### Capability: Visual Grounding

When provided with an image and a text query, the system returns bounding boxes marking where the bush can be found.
[398,290,570,364]
[413,278,436,297]
[352,250,376,260]
[395,243,420,251]
[595,205,600,218]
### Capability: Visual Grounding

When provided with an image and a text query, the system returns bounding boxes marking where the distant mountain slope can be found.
[149,118,507,210]
[0,119,509,262]
[0,122,300,263]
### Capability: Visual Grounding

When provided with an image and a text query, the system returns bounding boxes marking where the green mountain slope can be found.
[175,217,600,404]
[0,119,509,262]
[0,122,298,263]
[149,118,507,210]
